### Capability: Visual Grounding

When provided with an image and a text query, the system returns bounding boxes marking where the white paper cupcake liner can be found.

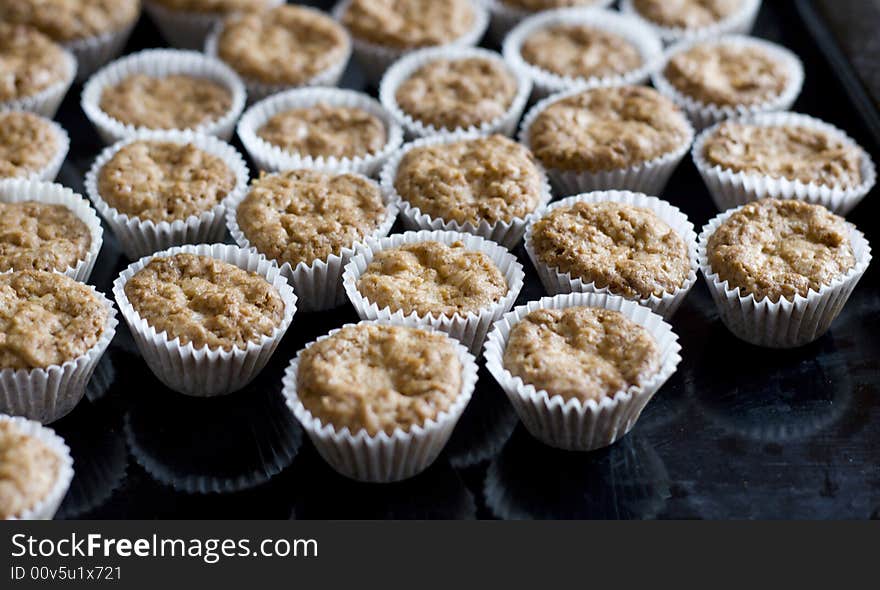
[112,243,298,396]
[0,178,103,283]
[81,49,248,144]
[697,205,872,348]
[652,35,805,130]
[0,415,74,520]
[0,287,118,424]
[483,292,682,451]
[380,130,553,248]
[379,45,532,139]
[519,87,695,195]
[502,7,663,100]
[483,0,616,44]
[84,129,250,260]
[236,87,404,177]
[0,51,77,118]
[0,115,70,183]
[523,191,699,319]
[342,229,525,354]
[620,0,761,44]
[332,0,490,85]
[145,0,286,50]
[66,22,138,81]
[281,320,479,482]
[226,172,397,312]
[692,111,877,215]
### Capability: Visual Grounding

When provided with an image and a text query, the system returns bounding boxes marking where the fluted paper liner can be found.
[484,292,681,451]
[0,179,103,283]
[343,229,524,354]
[0,415,74,520]
[237,87,404,177]
[145,0,286,50]
[82,49,247,144]
[503,7,663,99]
[282,320,479,482]
[85,129,250,260]
[692,111,877,214]
[698,204,871,348]
[112,244,298,396]
[523,191,699,319]
[380,130,552,248]
[0,51,76,118]
[483,0,615,44]
[620,0,761,44]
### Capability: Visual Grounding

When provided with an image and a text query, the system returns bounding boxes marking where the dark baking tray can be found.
[46,0,879,519]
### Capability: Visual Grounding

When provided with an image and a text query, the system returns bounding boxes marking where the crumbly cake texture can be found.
[707,199,856,302]
[152,0,271,13]
[341,0,476,49]
[297,323,463,436]
[702,122,863,188]
[217,5,349,86]
[531,201,690,299]
[0,202,92,273]
[502,306,660,402]
[99,74,233,130]
[256,103,387,159]
[503,0,602,10]
[664,42,789,107]
[0,420,61,519]
[123,253,285,351]
[0,270,106,370]
[528,86,691,172]
[97,140,236,222]
[0,0,141,42]
[394,134,544,225]
[356,240,508,317]
[0,23,69,102]
[394,57,518,130]
[632,0,741,29]
[520,24,642,80]
[0,111,59,178]
[236,170,386,268]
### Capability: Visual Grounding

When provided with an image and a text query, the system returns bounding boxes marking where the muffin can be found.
[145,0,283,50]
[485,0,615,43]
[483,292,681,451]
[210,5,350,99]
[693,112,875,214]
[521,25,641,80]
[525,193,697,317]
[0,23,77,117]
[521,85,694,195]
[380,47,528,137]
[0,270,116,423]
[0,415,73,520]
[228,169,394,311]
[699,199,871,347]
[0,111,68,181]
[622,0,760,43]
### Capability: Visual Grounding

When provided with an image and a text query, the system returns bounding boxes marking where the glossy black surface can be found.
[48,1,879,519]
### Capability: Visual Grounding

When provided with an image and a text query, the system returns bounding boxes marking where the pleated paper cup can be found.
[0,415,74,520]
[502,7,663,100]
[698,206,872,348]
[523,191,699,319]
[81,49,247,144]
[225,173,398,312]
[112,243,298,396]
[0,51,77,118]
[145,0,286,50]
[0,179,103,283]
[84,129,250,260]
[0,115,70,183]
[332,0,490,85]
[0,287,117,424]
[379,46,532,139]
[65,21,138,81]
[380,131,553,248]
[652,35,805,130]
[620,0,761,44]
[343,229,525,354]
[519,87,695,195]
[483,0,615,44]
[692,111,877,215]
[236,87,404,177]
[281,320,479,482]
[483,292,681,451]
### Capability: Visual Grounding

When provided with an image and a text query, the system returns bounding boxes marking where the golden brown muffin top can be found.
[151,0,270,13]
[0,202,91,273]
[0,0,141,42]
[0,420,61,519]
[632,0,741,29]
[0,23,69,102]
[520,24,642,80]
[0,111,59,178]
[341,0,476,49]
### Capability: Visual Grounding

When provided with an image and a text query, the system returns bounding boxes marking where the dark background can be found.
[44,0,880,519]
